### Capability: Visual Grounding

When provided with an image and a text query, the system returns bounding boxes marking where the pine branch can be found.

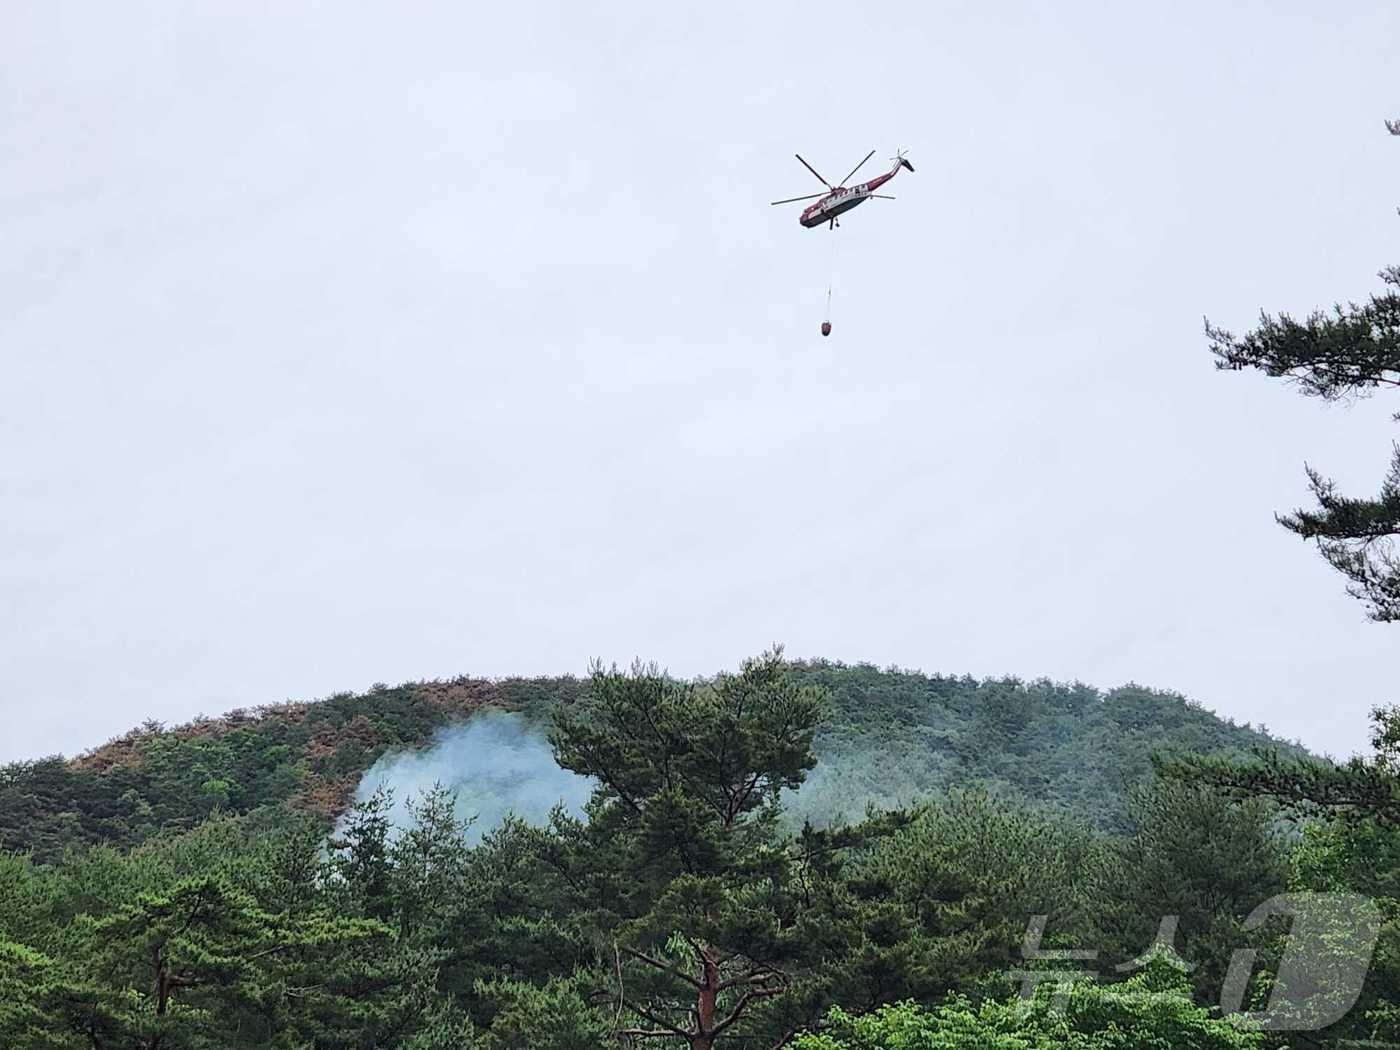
[1157,750,1400,824]
[1276,449,1400,620]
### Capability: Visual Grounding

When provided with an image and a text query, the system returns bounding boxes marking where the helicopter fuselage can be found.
[799,186,872,227]
[798,160,907,228]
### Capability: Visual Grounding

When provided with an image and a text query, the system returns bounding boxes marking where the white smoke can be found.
[352,710,595,845]
[351,709,903,844]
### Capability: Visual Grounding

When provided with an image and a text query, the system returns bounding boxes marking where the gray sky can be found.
[3,2,1397,764]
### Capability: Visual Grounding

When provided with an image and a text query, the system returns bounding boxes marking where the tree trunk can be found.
[692,951,720,1050]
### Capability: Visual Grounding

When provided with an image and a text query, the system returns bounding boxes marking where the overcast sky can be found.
[3,2,1397,764]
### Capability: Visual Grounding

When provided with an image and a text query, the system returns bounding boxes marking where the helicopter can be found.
[771,149,915,230]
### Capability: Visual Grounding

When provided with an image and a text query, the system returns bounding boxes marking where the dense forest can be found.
[0,661,1292,863]
[0,652,1396,1048]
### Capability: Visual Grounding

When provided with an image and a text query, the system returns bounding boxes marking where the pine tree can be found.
[547,650,829,1048]
[1204,118,1400,620]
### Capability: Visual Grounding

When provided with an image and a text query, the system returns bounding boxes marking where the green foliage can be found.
[788,663,1298,831]
[0,654,1378,1048]
[471,974,610,1049]
[544,650,838,1046]
[0,663,1295,865]
[1205,264,1400,403]
[848,789,1104,996]
[793,965,1263,1048]
[1277,449,1400,623]
[1094,780,1289,1002]
[0,809,415,1049]
[1160,705,1400,826]
[1282,811,1400,1044]
[1205,121,1400,619]
[1152,700,1400,1047]
[551,650,826,827]
[0,940,56,1043]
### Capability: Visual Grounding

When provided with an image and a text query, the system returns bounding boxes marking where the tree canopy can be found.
[4,652,1386,1048]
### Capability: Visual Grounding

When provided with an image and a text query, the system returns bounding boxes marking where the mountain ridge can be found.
[0,660,1305,861]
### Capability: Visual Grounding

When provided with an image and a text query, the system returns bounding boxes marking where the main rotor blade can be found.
[870,194,895,199]
[838,149,876,187]
[794,153,832,188]
[770,192,828,205]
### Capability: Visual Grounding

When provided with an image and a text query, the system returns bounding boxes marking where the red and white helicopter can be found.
[771,149,915,229]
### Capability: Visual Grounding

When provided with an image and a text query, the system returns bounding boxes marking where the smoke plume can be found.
[352,711,595,844]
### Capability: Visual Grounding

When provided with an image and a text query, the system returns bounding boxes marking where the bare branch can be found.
[717,968,787,993]
[620,999,692,1039]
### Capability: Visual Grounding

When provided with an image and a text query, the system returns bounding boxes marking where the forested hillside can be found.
[0,676,582,863]
[0,661,1292,861]
[791,661,1295,830]
[2,653,1393,1049]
